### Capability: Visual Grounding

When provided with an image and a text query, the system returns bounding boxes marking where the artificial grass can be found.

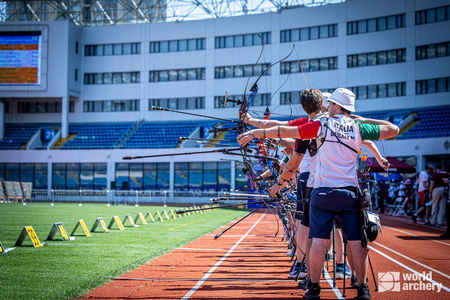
[0,203,248,300]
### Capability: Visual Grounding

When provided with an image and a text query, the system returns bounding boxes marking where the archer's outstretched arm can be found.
[244,113,290,128]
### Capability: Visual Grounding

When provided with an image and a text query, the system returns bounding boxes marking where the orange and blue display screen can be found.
[0,32,41,85]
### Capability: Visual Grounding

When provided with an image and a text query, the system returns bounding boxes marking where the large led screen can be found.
[0,32,42,85]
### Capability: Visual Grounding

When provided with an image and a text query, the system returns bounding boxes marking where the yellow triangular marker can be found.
[155,211,164,222]
[47,222,73,241]
[135,213,147,225]
[123,214,137,227]
[170,209,177,219]
[91,218,109,233]
[15,226,42,247]
[163,210,170,220]
[71,219,91,237]
[108,216,125,230]
[146,212,156,223]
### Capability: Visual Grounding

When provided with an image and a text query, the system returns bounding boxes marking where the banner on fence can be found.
[71,219,91,237]
[91,218,110,233]
[15,226,42,247]
[123,214,137,227]
[47,222,74,241]
[135,213,147,225]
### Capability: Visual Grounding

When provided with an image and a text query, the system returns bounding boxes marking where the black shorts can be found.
[300,186,313,228]
[295,172,310,220]
[309,187,361,241]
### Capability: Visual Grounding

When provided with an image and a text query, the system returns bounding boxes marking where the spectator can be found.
[429,165,449,227]
[413,165,433,224]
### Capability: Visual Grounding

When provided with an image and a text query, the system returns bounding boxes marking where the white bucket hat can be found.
[321,92,331,108]
[328,88,355,112]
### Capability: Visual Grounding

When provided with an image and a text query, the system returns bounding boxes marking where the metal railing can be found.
[0,189,243,207]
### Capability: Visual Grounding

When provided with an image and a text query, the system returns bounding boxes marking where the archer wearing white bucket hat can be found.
[328,88,355,112]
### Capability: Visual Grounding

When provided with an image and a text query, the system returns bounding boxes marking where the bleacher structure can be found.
[1,181,33,203]
[1,106,449,150]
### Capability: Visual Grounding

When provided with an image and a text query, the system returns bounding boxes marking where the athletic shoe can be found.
[325,252,333,261]
[297,263,307,279]
[304,282,321,300]
[412,215,417,223]
[351,275,358,287]
[335,264,351,279]
[357,283,371,300]
[425,220,430,226]
[298,277,311,290]
[289,262,300,278]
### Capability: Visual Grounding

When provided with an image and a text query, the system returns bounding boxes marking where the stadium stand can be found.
[0,123,58,150]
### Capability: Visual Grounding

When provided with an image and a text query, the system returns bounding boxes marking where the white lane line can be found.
[175,248,286,251]
[373,242,450,280]
[205,234,274,237]
[368,246,450,293]
[112,277,295,282]
[181,212,266,300]
[323,269,345,300]
[383,226,450,247]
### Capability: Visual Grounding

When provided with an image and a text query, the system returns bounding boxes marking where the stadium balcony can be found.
[0,123,58,150]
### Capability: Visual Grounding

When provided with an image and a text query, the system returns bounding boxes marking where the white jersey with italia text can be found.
[315,114,362,188]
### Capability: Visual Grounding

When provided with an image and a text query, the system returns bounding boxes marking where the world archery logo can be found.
[378,272,401,292]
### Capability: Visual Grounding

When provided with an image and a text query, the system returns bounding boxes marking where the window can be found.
[282,24,337,43]
[52,163,106,190]
[347,14,405,35]
[416,5,450,25]
[75,69,78,82]
[215,32,271,48]
[416,41,450,60]
[150,97,205,110]
[84,100,139,112]
[215,63,270,79]
[84,72,140,85]
[174,162,230,192]
[85,43,140,56]
[348,48,405,68]
[75,41,79,54]
[281,57,337,74]
[150,68,205,82]
[150,38,205,53]
[17,101,74,113]
[349,82,406,99]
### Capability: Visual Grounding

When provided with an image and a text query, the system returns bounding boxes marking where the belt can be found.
[338,186,358,194]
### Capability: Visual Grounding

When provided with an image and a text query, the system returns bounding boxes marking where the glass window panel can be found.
[358,20,367,33]
[187,69,196,80]
[367,53,377,65]
[189,169,202,191]
[95,45,103,56]
[178,69,187,81]
[368,19,376,32]
[329,24,336,37]
[168,99,177,109]
[157,164,170,191]
[437,78,447,92]
[115,168,128,190]
[253,34,262,45]
[224,66,233,78]
[178,40,187,51]
[310,27,319,39]
[319,58,329,70]
[225,36,234,48]
[310,59,319,71]
[377,17,386,30]
[123,43,131,54]
[368,85,377,98]
[427,8,436,23]
[387,50,397,63]
[253,64,262,76]
[122,72,131,83]
[244,34,252,46]
[234,65,244,77]
[187,98,196,109]
[101,73,110,84]
[129,165,143,190]
[113,44,122,55]
[188,40,197,51]
[113,73,122,84]
[37,102,46,113]
[358,54,367,66]
[319,26,328,38]
[52,169,66,189]
[178,98,187,109]
[197,97,204,109]
[80,170,93,189]
[378,84,387,98]
[159,71,168,82]
[203,170,217,191]
[34,167,47,189]
[66,170,80,190]
[427,44,436,58]
[437,7,446,22]
[159,99,168,108]
[289,61,299,73]
[160,41,168,52]
[387,15,396,29]
[437,43,447,57]
[234,35,243,47]
[427,79,437,93]
[301,60,309,72]
[357,86,367,99]
[174,163,188,191]
[93,101,102,112]
[169,40,177,52]
[387,83,397,97]
[104,44,112,55]
[300,28,309,40]
[243,65,252,77]
[95,73,103,84]
[377,51,387,64]
[291,29,300,41]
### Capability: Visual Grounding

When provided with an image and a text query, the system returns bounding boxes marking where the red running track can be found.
[77,210,450,299]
